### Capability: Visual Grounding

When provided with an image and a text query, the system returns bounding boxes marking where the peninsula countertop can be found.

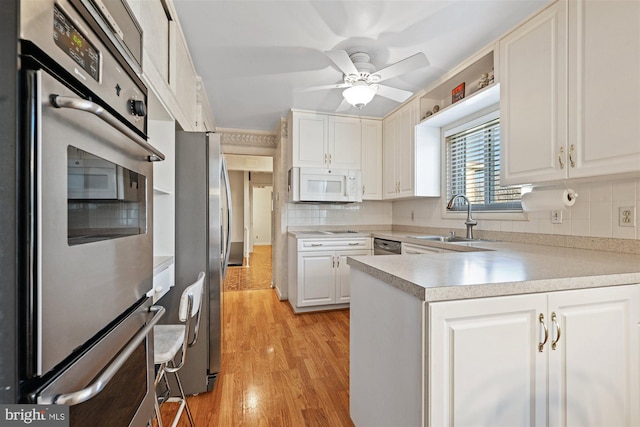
[346,241,640,301]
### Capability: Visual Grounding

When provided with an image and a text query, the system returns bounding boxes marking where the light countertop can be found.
[153,255,174,275]
[347,241,640,301]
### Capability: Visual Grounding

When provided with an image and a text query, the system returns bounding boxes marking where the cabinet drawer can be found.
[149,263,174,303]
[298,238,372,252]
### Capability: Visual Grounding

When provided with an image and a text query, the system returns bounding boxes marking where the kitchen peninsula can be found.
[348,241,640,426]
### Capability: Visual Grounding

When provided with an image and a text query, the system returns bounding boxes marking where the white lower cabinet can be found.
[429,284,640,427]
[288,236,371,312]
[297,249,367,307]
[350,271,639,427]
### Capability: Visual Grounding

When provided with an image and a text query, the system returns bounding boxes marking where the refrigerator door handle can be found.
[221,156,232,280]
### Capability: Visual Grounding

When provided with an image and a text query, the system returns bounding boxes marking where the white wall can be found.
[393,177,640,240]
[252,185,272,244]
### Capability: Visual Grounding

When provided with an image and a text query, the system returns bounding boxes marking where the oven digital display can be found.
[53,5,100,82]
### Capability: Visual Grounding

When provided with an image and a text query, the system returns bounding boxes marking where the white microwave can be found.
[288,167,362,203]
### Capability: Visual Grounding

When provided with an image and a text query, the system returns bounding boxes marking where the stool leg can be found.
[154,364,166,427]
[173,371,196,427]
[154,394,164,427]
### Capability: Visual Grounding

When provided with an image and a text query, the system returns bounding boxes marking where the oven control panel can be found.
[53,5,100,82]
[21,0,147,135]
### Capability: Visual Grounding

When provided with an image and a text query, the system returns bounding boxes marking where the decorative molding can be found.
[218,127,277,147]
[280,118,288,139]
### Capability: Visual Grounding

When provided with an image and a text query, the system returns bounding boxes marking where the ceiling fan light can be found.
[342,83,377,109]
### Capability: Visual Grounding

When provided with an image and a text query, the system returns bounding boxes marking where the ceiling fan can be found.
[312,50,429,111]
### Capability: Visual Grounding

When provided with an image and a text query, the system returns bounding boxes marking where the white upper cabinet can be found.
[127,0,204,131]
[172,32,198,129]
[500,2,568,185]
[290,111,328,168]
[383,100,418,199]
[501,0,640,185]
[289,110,366,170]
[383,110,399,199]
[383,99,438,199]
[328,115,362,170]
[566,0,640,179]
[361,119,383,200]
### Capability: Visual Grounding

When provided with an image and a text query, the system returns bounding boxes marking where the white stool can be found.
[153,271,205,427]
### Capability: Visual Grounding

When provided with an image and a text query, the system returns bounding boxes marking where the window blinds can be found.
[446,118,522,211]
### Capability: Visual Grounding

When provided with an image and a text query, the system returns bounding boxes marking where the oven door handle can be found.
[50,95,165,162]
[45,305,165,406]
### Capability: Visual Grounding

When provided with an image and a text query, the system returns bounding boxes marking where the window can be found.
[445,112,522,212]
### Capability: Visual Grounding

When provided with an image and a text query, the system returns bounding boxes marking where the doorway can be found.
[223,154,273,291]
[251,185,273,245]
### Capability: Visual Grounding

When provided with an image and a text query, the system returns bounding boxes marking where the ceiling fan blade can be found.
[335,98,352,112]
[372,52,429,82]
[325,50,359,77]
[299,83,350,92]
[376,84,413,103]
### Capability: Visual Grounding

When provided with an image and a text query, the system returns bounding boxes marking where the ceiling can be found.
[172,0,550,132]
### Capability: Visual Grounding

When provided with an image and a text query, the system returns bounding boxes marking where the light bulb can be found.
[342,82,377,108]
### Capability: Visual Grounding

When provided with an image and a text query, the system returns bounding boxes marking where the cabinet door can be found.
[328,116,361,170]
[382,112,399,199]
[548,285,640,427]
[173,33,198,130]
[397,100,417,197]
[335,249,369,303]
[429,293,547,427]
[361,119,382,200]
[500,2,568,185]
[567,0,640,179]
[297,251,335,306]
[291,112,328,168]
[128,0,170,83]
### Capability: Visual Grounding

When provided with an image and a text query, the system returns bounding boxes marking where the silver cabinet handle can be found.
[538,313,548,352]
[558,146,565,169]
[324,153,328,165]
[310,243,323,247]
[328,154,332,165]
[348,242,360,246]
[50,95,165,162]
[551,312,561,350]
[332,256,335,268]
[336,257,340,268]
[568,144,576,168]
[49,305,165,406]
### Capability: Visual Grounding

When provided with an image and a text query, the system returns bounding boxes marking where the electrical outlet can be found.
[619,206,636,227]
[551,210,562,224]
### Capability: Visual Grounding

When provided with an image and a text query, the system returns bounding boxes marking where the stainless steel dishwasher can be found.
[373,238,402,255]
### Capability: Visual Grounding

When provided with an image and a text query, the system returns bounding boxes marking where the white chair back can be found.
[178,271,205,322]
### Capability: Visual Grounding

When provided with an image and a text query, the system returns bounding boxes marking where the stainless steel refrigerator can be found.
[160,131,231,395]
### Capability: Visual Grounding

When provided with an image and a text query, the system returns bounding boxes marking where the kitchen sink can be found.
[300,230,359,235]
[408,235,494,243]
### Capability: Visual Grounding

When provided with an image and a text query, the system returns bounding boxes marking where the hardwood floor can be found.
[158,246,354,426]
[224,245,273,291]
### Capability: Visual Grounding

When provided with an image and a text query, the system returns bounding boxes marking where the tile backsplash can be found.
[392,177,640,240]
[284,177,640,244]
[287,200,393,227]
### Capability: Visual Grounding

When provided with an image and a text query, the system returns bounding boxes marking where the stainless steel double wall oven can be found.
[19,0,164,425]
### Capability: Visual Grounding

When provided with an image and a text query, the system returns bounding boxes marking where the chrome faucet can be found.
[446,194,477,239]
